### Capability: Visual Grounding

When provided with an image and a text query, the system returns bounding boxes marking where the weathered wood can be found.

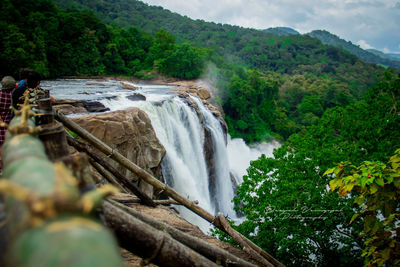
[102,201,220,267]
[110,194,183,205]
[67,135,156,207]
[56,110,282,266]
[108,199,258,267]
[89,158,128,193]
[38,121,70,161]
[216,214,276,267]
[36,98,54,124]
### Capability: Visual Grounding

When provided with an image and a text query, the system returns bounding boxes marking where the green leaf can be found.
[369,184,379,194]
[360,176,368,188]
[394,178,400,189]
[323,168,334,176]
[349,213,359,224]
[354,195,365,205]
[375,177,384,187]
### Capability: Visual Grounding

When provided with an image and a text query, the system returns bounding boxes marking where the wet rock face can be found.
[72,108,166,198]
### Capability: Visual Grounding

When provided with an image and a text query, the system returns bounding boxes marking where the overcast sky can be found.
[141,0,400,54]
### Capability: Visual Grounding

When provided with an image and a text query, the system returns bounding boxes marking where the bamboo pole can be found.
[66,135,156,207]
[89,159,128,193]
[110,194,184,206]
[55,110,283,267]
[107,199,258,267]
[102,201,220,267]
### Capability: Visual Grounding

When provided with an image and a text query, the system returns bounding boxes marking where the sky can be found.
[141,0,400,54]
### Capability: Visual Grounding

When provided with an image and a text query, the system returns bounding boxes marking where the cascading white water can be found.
[129,97,215,231]
[44,79,279,232]
[190,96,236,218]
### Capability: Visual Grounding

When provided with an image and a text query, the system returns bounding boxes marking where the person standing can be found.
[12,71,41,109]
[0,76,15,146]
[17,68,31,89]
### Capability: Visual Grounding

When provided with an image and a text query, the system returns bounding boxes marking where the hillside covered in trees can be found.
[308,30,400,69]
[0,0,208,79]
[53,0,388,142]
[0,0,394,142]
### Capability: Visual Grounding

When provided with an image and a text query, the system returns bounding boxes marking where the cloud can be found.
[356,40,374,50]
[142,0,400,53]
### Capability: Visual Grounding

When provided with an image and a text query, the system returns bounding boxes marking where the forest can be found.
[0,0,207,79]
[1,0,387,142]
[1,0,399,266]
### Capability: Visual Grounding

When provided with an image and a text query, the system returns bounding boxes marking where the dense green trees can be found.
[231,72,400,266]
[223,70,278,142]
[2,0,388,143]
[0,0,207,79]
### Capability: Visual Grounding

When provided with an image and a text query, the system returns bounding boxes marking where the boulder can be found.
[121,82,137,91]
[86,82,106,86]
[72,108,166,198]
[83,101,109,112]
[53,104,88,115]
[126,94,146,101]
[53,99,109,114]
[197,88,211,100]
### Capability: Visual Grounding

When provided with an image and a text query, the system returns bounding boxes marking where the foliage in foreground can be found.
[327,149,400,266]
[229,72,400,266]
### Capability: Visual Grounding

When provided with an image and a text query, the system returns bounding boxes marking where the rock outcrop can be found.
[71,108,166,198]
[53,99,109,115]
[121,82,137,90]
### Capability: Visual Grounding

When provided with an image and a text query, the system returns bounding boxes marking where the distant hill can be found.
[367,49,400,61]
[307,30,400,69]
[388,53,400,59]
[263,27,300,36]
[53,1,381,75]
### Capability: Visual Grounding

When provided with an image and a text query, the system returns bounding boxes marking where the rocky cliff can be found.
[71,108,166,198]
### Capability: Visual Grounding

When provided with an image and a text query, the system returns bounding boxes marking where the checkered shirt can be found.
[0,89,13,146]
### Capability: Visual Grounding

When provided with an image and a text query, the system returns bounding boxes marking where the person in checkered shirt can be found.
[0,76,15,146]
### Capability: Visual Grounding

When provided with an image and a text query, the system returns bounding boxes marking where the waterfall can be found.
[190,97,236,218]
[44,79,279,233]
[126,96,238,231]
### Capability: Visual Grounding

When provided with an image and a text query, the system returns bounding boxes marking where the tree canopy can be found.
[230,71,400,266]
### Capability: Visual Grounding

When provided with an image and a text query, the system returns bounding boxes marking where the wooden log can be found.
[67,135,156,207]
[216,214,275,267]
[38,122,70,161]
[108,200,258,267]
[36,98,54,125]
[102,201,220,267]
[1,111,125,267]
[56,111,282,266]
[110,194,183,205]
[89,159,128,193]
